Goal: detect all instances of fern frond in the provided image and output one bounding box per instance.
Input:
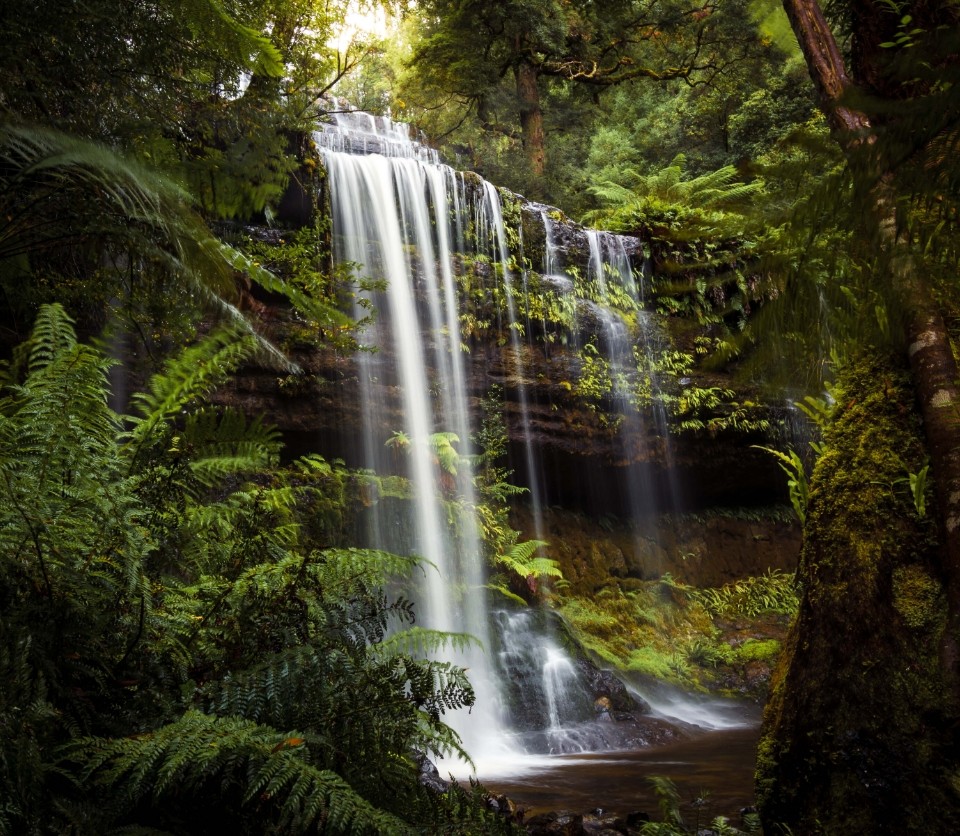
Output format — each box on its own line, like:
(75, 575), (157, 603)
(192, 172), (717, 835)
(485, 583), (529, 606)
(373, 627), (482, 658)
(182, 0), (284, 77)
(214, 239), (353, 329)
(23, 303), (78, 374)
(495, 539), (563, 580)
(316, 547), (433, 585)
(127, 328), (258, 447)
(70, 711), (411, 834)
(182, 408), (281, 486)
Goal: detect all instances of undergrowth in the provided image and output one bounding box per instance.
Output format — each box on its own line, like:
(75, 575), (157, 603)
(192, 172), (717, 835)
(558, 569), (797, 695)
(693, 569), (799, 618)
(640, 776), (762, 835)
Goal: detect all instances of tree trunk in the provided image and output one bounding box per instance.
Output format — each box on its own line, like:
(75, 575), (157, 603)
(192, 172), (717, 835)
(755, 2), (960, 830)
(781, 0), (960, 675)
(515, 60), (545, 177)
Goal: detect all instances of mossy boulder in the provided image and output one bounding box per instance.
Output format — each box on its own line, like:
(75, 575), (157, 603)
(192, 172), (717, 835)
(756, 353), (960, 834)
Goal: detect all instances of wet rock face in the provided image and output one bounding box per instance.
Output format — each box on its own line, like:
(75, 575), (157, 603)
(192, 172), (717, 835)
(217, 211), (788, 517)
(216, 326), (787, 516)
(575, 662), (648, 715)
(512, 506), (799, 594)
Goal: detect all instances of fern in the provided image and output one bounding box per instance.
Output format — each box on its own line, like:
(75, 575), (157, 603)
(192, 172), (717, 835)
(70, 711), (412, 834)
(495, 539), (563, 580)
(216, 239), (354, 330)
(374, 627), (482, 658)
(127, 328), (258, 441)
(0, 124), (298, 370)
(752, 445), (809, 524)
(585, 154), (765, 227)
(0, 307), (506, 833)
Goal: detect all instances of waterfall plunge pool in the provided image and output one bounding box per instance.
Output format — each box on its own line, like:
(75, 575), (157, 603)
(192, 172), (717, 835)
(478, 724), (760, 824)
(446, 688), (762, 824)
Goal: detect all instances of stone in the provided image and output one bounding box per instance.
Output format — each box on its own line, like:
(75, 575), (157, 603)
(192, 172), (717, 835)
(525, 810), (585, 836)
(415, 754), (449, 794)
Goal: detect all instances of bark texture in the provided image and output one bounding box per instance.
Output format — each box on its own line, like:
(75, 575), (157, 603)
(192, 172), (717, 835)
(756, 358), (959, 834)
(515, 60), (545, 176)
(757, 2), (960, 831)
(781, 0), (960, 675)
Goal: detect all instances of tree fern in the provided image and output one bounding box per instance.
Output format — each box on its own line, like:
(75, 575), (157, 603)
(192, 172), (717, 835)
(585, 154), (765, 226)
(70, 711), (412, 834)
(0, 124), (301, 368)
(0, 308), (506, 833)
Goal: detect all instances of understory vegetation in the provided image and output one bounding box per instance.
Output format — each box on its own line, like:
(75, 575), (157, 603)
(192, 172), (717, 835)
(558, 569), (797, 698)
(0, 305), (520, 834)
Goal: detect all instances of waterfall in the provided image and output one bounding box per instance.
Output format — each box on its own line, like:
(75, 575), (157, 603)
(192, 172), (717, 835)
(318, 113), (508, 759)
(475, 181), (548, 541)
(585, 229), (664, 522)
(315, 107), (680, 764)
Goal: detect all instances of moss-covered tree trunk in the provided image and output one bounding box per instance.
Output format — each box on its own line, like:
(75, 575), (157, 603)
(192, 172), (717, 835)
(758, 2), (960, 830)
(778, 0), (960, 663)
(757, 356), (960, 833)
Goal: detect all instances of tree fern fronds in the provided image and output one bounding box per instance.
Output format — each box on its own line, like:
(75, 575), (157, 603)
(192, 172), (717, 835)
(70, 711), (412, 834)
(0, 124), (301, 368)
(214, 238), (354, 331)
(200, 646), (329, 723)
(587, 179), (638, 207)
(585, 154), (765, 231)
(22, 303), (78, 374)
(373, 627), (482, 659)
(213, 296), (300, 372)
(175, 0), (284, 78)
(500, 538), (549, 565)
(485, 583), (529, 606)
(429, 432), (462, 476)
(126, 327), (258, 448)
(0, 124), (199, 262)
(396, 658), (475, 727)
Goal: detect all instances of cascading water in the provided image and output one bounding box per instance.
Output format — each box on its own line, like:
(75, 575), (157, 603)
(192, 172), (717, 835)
(474, 182), (549, 543)
(536, 215), (681, 521)
(317, 112), (509, 759)
(584, 229), (678, 522)
(315, 106), (714, 770)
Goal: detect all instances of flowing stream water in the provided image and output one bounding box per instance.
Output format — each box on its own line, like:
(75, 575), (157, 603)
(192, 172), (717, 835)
(315, 108), (758, 797)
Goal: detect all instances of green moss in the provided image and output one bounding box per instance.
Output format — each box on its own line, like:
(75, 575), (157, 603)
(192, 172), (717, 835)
(558, 582), (712, 688)
(756, 353), (959, 834)
(626, 646), (688, 680)
(892, 564), (946, 630)
(556, 573), (789, 697)
(734, 638), (780, 663)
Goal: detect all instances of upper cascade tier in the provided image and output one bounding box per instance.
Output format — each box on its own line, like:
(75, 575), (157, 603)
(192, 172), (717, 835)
(316, 104), (441, 163)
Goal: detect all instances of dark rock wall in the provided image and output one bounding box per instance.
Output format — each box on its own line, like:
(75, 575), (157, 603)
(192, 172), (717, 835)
(512, 506), (800, 594)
